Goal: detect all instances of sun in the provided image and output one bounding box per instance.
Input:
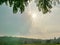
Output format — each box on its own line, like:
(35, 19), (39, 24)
(27, 11), (38, 20)
(31, 13), (37, 19)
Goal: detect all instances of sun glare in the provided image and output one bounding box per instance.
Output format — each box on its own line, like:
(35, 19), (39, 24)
(27, 11), (38, 20)
(32, 13), (36, 18)
(31, 13), (38, 19)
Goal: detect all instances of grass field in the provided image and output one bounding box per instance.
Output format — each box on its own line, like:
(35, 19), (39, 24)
(23, 44), (60, 45)
(0, 37), (60, 45)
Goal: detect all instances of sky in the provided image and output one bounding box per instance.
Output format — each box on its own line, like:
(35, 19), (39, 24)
(0, 0), (60, 39)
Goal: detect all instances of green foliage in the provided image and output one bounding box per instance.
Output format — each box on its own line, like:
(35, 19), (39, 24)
(0, 0), (60, 14)
(0, 0), (28, 13)
(37, 0), (52, 14)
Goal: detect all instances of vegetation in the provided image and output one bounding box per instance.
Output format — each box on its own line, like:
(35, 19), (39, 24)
(0, 36), (60, 45)
(24, 44), (60, 45)
(0, 0), (60, 14)
(0, 0), (29, 13)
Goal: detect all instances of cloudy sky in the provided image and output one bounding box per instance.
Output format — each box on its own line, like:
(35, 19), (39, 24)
(0, 0), (60, 39)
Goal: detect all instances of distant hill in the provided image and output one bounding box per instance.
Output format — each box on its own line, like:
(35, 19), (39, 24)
(0, 36), (60, 45)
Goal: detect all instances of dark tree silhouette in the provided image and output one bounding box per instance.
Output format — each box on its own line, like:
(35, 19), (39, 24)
(46, 40), (51, 43)
(0, 0), (60, 14)
(0, 0), (29, 13)
(37, 0), (52, 14)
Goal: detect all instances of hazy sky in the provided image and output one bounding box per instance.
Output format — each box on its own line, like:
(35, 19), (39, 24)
(0, 0), (60, 39)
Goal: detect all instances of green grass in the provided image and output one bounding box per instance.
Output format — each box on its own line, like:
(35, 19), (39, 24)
(22, 44), (60, 45)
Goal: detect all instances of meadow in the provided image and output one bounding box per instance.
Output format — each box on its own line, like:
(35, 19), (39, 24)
(23, 44), (60, 45)
(0, 36), (60, 45)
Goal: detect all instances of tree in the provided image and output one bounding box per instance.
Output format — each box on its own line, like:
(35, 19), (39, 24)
(37, 0), (52, 14)
(0, 0), (29, 13)
(46, 40), (51, 43)
(0, 0), (60, 14)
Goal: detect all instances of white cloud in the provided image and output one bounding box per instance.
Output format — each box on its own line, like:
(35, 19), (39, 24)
(23, 1), (60, 39)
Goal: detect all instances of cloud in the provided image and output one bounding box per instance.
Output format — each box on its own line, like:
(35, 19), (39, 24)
(23, 2), (60, 39)
(0, 0), (60, 39)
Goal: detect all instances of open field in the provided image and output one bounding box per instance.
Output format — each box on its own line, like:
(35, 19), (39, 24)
(0, 36), (60, 45)
(23, 44), (60, 45)
(0, 43), (60, 45)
